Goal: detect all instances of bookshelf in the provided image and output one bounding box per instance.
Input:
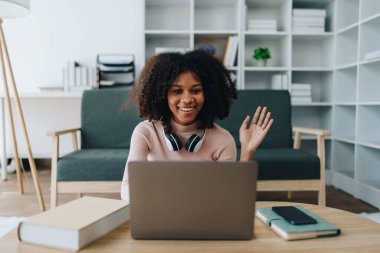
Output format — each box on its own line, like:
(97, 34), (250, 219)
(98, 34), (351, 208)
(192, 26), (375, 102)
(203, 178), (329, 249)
(331, 0), (380, 209)
(144, 0), (380, 208)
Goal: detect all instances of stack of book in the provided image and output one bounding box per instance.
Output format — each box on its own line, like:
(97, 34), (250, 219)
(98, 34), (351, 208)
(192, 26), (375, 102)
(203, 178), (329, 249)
(247, 19), (277, 33)
(291, 83), (312, 103)
(271, 74), (288, 90)
(364, 49), (380, 62)
(64, 61), (96, 92)
(292, 9), (326, 33)
(223, 35), (239, 67)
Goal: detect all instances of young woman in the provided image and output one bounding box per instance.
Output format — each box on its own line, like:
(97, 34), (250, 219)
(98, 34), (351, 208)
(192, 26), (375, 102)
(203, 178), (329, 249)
(121, 50), (273, 201)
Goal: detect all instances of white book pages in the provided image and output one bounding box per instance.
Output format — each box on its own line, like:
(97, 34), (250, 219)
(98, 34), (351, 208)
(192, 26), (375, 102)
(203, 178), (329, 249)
(223, 36), (233, 65)
(75, 67), (81, 87)
(293, 9), (327, 17)
(229, 36), (239, 66)
(271, 74), (282, 90)
(293, 16), (325, 23)
(281, 75), (288, 90)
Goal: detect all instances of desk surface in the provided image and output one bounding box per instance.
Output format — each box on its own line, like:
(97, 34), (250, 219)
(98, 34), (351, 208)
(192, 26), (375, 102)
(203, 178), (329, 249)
(2, 201), (380, 252)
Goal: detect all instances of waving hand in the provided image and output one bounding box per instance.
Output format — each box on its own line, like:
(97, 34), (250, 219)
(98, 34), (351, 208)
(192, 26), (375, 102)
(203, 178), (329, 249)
(239, 106), (273, 161)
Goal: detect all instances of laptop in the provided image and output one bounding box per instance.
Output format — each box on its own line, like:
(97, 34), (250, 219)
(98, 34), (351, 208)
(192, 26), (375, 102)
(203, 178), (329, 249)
(128, 161), (258, 240)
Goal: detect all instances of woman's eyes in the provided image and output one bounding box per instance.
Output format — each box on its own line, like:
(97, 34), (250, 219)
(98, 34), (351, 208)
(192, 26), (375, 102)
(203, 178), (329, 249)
(192, 89), (203, 94)
(171, 89), (182, 94)
(170, 88), (203, 94)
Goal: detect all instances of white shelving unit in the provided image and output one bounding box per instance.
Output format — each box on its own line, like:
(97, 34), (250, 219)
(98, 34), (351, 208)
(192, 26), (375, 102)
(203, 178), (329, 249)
(144, 0), (380, 208)
(331, 0), (380, 209)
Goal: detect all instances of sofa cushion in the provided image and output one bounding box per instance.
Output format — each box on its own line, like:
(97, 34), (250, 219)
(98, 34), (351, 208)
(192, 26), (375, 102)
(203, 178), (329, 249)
(81, 89), (141, 149)
(252, 148), (320, 180)
(218, 90), (293, 148)
(57, 149), (128, 181)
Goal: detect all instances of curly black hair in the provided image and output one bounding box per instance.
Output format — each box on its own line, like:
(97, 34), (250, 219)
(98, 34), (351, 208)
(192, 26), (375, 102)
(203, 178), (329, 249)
(134, 49), (237, 132)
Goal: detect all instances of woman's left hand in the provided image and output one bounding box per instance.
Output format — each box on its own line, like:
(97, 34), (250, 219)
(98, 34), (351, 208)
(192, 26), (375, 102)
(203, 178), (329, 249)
(239, 106), (273, 161)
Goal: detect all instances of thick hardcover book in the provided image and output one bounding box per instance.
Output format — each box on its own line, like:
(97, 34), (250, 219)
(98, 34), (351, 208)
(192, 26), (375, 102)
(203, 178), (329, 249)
(256, 205), (340, 240)
(18, 197), (130, 251)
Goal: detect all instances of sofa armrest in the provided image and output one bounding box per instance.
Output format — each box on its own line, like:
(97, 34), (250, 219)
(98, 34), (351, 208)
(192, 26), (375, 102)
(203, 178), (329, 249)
(47, 127), (80, 137)
(47, 127), (80, 153)
(292, 126), (330, 206)
(292, 126), (330, 137)
(48, 127), (80, 208)
(293, 126), (330, 150)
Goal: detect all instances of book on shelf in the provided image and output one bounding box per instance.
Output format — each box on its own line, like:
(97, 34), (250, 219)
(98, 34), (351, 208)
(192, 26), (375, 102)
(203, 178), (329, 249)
(271, 74), (288, 90)
(64, 61), (96, 91)
(292, 9), (327, 17)
(291, 83), (312, 90)
(291, 90), (311, 96)
(291, 83), (312, 103)
(293, 21), (325, 27)
(364, 49), (380, 61)
(223, 36), (238, 67)
(292, 8), (325, 33)
(293, 16), (325, 24)
(247, 28), (277, 33)
(247, 19), (277, 32)
(256, 205), (341, 240)
(66, 60), (80, 88)
(18, 197), (130, 251)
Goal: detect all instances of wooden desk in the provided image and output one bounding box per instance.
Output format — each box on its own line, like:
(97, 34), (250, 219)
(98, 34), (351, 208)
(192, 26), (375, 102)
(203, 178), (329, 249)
(2, 202), (380, 252)
(0, 93), (81, 180)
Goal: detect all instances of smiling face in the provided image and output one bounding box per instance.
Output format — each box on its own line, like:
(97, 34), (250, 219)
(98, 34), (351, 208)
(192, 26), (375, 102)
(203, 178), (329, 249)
(167, 71), (205, 126)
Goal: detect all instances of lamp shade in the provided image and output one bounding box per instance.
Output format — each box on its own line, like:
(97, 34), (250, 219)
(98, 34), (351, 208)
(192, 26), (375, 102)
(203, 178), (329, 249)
(0, 0), (29, 18)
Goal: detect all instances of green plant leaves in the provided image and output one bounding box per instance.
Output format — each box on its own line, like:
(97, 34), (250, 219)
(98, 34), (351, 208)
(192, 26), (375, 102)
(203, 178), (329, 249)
(253, 47), (271, 60)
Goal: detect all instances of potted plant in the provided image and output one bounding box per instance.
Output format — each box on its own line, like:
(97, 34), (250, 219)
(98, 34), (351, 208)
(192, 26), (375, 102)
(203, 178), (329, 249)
(253, 47), (271, 67)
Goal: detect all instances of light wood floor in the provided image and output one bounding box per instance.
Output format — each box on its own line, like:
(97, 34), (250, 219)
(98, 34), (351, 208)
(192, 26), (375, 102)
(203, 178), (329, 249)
(0, 163), (378, 216)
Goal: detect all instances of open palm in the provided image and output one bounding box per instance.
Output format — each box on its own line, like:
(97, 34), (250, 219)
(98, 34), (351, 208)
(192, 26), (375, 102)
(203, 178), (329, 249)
(239, 106), (273, 156)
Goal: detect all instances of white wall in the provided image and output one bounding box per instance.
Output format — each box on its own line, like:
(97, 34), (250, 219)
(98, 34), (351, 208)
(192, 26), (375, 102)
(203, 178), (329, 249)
(3, 0), (144, 92)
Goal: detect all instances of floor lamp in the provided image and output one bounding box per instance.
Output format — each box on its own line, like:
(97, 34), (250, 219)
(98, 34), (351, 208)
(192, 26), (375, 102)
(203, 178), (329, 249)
(0, 0), (45, 211)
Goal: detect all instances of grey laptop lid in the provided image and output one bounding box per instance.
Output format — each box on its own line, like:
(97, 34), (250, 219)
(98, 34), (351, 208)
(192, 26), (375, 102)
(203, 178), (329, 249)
(128, 161), (258, 240)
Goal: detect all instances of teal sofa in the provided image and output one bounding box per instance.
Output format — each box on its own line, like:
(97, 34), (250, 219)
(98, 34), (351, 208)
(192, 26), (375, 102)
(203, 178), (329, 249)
(49, 89), (329, 208)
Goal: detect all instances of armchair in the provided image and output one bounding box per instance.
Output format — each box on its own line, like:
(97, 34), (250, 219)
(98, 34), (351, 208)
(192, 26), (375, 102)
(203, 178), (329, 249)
(218, 90), (330, 206)
(48, 89), (140, 208)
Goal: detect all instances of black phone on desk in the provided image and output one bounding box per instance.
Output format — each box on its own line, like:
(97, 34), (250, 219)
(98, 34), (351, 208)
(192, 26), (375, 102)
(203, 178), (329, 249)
(272, 206), (317, 225)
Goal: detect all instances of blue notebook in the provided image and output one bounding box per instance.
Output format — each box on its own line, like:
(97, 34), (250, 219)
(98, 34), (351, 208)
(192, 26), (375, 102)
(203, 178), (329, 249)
(256, 205), (341, 240)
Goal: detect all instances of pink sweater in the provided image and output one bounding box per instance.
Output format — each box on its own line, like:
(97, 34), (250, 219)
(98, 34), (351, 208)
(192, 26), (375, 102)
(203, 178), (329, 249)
(120, 120), (237, 201)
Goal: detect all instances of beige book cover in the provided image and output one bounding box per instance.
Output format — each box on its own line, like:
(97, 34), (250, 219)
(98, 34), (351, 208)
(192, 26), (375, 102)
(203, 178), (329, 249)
(18, 196), (129, 251)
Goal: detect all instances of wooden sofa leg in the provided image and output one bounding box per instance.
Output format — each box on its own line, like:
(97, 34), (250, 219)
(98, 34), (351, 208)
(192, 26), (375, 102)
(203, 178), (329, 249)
(50, 171), (57, 208)
(317, 135), (326, 206)
(287, 191), (293, 199)
(50, 136), (59, 209)
(318, 184), (326, 206)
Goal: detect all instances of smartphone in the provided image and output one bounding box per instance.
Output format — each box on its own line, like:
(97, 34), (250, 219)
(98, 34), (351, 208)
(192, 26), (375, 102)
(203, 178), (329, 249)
(272, 206), (317, 225)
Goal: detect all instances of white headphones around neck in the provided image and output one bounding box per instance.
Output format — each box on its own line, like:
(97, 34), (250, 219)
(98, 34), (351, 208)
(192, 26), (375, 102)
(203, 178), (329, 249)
(163, 128), (206, 152)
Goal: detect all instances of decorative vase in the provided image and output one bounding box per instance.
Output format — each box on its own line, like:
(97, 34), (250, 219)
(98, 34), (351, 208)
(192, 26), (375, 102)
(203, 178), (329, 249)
(261, 59), (268, 67)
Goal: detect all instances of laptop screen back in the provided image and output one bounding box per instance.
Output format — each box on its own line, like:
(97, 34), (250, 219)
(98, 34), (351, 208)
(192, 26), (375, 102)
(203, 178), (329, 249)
(128, 161), (258, 240)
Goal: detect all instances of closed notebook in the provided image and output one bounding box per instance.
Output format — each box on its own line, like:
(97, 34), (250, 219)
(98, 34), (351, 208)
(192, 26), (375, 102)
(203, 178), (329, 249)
(18, 196), (129, 251)
(256, 205), (340, 240)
